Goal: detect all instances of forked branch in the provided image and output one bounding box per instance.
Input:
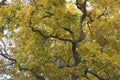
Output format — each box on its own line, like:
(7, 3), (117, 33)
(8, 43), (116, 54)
(29, 11), (72, 42)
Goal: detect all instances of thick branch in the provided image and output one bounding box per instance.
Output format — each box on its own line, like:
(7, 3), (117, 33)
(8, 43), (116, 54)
(72, 42), (81, 66)
(76, 14), (86, 42)
(76, 0), (87, 13)
(75, 0), (87, 43)
(66, 0), (88, 67)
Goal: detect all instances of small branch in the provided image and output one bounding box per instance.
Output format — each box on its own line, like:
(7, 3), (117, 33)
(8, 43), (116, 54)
(29, 11), (35, 28)
(0, 0), (6, 6)
(48, 35), (72, 42)
(104, 71), (110, 80)
(31, 27), (72, 42)
(99, 35), (107, 46)
(71, 73), (79, 80)
(56, 59), (74, 68)
(42, 12), (54, 18)
(0, 42), (16, 66)
(32, 71), (46, 80)
(18, 64), (28, 71)
(86, 8), (111, 35)
(57, 63), (74, 68)
(87, 13), (94, 23)
(0, 50), (16, 65)
(63, 27), (75, 41)
(97, 7), (109, 19)
(87, 70), (103, 80)
(84, 68), (108, 80)
(87, 7), (111, 25)
(18, 64), (46, 80)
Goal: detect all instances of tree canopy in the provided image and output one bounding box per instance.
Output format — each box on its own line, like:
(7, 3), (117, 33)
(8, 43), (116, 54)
(0, 0), (120, 80)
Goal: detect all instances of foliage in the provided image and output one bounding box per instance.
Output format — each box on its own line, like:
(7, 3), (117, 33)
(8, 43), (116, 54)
(0, 0), (120, 80)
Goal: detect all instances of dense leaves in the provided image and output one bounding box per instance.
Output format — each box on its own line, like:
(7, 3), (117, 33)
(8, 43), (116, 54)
(0, 0), (120, 80)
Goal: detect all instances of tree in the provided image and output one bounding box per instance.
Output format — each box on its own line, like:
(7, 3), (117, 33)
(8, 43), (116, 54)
(0, 0), (120, 80)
